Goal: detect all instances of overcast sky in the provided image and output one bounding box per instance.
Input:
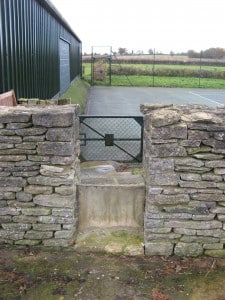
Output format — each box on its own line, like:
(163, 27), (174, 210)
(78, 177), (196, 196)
(51, 0), (225, 54)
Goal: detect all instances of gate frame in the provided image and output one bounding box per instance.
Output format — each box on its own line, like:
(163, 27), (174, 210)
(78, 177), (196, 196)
(79, 115), (144, 162)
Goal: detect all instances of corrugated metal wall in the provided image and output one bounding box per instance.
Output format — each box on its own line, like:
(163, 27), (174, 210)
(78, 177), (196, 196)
(0, 0), (81, 99)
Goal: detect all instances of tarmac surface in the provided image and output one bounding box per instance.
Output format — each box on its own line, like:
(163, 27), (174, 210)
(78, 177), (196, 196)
(85, 86), (225, 115)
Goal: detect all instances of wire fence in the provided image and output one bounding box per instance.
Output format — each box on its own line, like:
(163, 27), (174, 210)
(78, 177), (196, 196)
(82, 50), (225, 89)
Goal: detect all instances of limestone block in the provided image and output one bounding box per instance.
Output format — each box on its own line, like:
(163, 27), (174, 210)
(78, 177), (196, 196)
(0, 208), (20, 216)
(152, 194), (190, 205)
(0, 192), (15, 200)
(0, 230), (24, 240)
(151, 144), (186, 157)
(191, 193), (225, 202)
(32, 108), (75, 127)
(149, 172), (180, 186)
(149, 158), (174, 174)
(0, 177), (26, 188)
(52, 208), (74, 217)
(174, 242), (203, 257)
(164, 220), (222, 230)
(15, 127), (47, 136)
(0, 111), (31, 123)
(32, 224), (61, 231)
(16, 192), (33, 202)
(38, 215), (75, 224)
(15, 240), (41, 246)
(21, 208), (51, 216)
(46, 127), (74, 142)
(145, 242), (174, 256)
(24, 230), (53, 239)
(13, 215), (38, 223)
(0, 155), (26, 162)
(28, 175), (74, 186)
(33, 194), (75, 208)
(37, 141), (74, 156)
(2, 223), (31, 231)
(54, 230), (74, 239)
(179, 181), (217, 189)
(151, 110), (181, 127)
(43, 238), (74, 247)
(203, 243), (224, 250)
(24, 185), (53, 195)
(151, 124), (187, 139)
(181, 235), (219, 244)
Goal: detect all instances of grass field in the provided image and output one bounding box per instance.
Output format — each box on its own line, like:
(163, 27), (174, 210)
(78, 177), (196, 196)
(82, 62), (225, 88)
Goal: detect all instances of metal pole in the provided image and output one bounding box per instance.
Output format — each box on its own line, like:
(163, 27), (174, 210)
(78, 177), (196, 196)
(199, 50), (202, 87)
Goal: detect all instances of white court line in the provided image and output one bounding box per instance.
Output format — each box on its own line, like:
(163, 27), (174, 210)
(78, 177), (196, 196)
(189, 91), (224, 106)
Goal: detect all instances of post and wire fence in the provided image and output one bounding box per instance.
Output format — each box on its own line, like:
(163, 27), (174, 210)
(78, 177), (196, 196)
(82, 48), (225, 89)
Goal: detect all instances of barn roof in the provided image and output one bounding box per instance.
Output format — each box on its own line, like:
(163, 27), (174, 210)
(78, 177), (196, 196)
(38, 0), (82, 43)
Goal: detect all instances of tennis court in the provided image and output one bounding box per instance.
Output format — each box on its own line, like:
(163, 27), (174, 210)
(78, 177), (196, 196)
(85, 86), (225, 115)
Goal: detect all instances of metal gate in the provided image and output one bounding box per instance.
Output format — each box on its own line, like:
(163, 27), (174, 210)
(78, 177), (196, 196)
(79, 116), (143, 162)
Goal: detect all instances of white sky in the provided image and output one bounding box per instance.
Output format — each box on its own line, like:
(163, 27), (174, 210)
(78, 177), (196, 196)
(51, 0), (225, 54)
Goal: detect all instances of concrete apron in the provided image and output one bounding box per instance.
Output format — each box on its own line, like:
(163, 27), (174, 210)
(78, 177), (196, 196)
(75, 161), (145, 255)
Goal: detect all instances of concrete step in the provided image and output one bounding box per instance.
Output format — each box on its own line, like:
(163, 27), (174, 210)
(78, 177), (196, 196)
(75, 161), (145, 254)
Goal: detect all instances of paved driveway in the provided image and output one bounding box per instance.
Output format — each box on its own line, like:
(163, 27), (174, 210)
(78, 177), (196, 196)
(85, 86), (225, 115)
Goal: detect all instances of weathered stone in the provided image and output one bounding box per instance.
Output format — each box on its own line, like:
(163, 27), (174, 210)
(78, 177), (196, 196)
(151, 110), (181, 127)
(23, 136), (45, 142)
(0, 192), (15, 200)
(40, 165), (72, 178)
(0, 155), (26, 162)
(151, 124), (187, 139)
(24, 230), (53, 239)
(214, 168), (225, 175)
(15, 142), (37, 149)
(6, 122), (32, 129)
(193, 153), (224, 160)
(151, 144), (186, 157)
(32, 108), (75, 127)
(152, 194), (190, 205)
(32, 224), (61, 231)
(201, 173), (222, 182)
(43, 238), (74, 247)
(187, 146), (212, 154)
(33, 194), (74, 208)
(2, 223), (31, 231)
(146, 228), (172, 234)
(38, 216), (74, 224)
(179, 181), (217, 189)
(180, 173), (201, 181)
(0, 208), (20, 216)
(15, 240), (41, 246)
(27, 155), (50, 162)
(174, 228), (196, 235)
(46, 127), (73, 141)
(149, 173), (179, 186)
(196, 229), (222, 238)
(174, 242), (203, 257)
(0, 143), (14, 150)
(0, 177), (26, 188)
(52, 208), (74, 217)
(0, 230), (24, 240)
(188, 130), (210, 140)
(205, 249), (225, 257)
(50, 155), (76, 165)
(149, 158), (174, 174)
(54, 230), (74, 239)
(192, 214), (216, 221)
(13, 215), (38, 223)
(0, 109), (32, 122)
(145, 242), (174, 256)
(24, 185), (53, 195)
(21, 208), (51, 216)
(55, 185), (75, 195)
(182, 112), (219, 124)
(16, 192), (32, 202)
(181, 236), (219, 243)
(28, 175), (73, 186)
(203, 243), (224, 250)
(191, 193), (225, 202)
(164, 220), (222, 229)
(205, 160), (225, 168)
(37, 141), (74, 156)
(175, 157), (204, 167)
(148, 212), (192, 219)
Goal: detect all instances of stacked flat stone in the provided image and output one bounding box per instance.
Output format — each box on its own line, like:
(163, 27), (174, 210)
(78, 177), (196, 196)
(142, 104), (225, 257)
(0, 105), (80, 247)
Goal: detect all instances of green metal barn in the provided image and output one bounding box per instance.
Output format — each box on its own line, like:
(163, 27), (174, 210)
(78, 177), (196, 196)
(0, 0), (82, 99)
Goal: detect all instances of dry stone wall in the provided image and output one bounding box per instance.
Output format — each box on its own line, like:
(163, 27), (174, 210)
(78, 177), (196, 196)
(0, 104), (80, 247)
(142, 104), (225, 257)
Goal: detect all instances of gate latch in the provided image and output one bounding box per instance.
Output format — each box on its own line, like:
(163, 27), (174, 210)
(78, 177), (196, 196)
(105, 134), (114, 146)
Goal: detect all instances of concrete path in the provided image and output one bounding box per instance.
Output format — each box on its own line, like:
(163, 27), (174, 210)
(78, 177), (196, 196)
(85, 86), (225, 115)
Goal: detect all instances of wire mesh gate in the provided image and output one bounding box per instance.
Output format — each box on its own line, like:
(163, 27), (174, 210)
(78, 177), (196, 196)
(79, 116), (143, 162)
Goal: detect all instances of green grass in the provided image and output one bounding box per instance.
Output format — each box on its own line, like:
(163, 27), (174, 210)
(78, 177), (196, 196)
(60, 79), (90, 113)
(82, 62), (225, 88)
